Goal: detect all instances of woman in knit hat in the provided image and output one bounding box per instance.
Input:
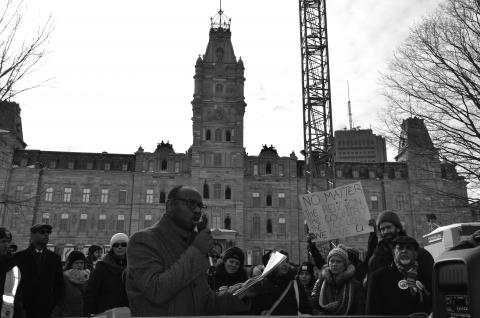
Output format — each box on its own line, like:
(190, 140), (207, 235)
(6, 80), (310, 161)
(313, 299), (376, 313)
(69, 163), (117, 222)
(53, 250), (90, 317)
(84, 233), (130, 316)
(311, 247), (365, 315)
(209, 246), (248, 291)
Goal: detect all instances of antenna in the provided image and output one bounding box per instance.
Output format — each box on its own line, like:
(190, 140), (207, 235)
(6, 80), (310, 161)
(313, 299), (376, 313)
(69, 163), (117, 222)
(219, 0), (222, 27)
(347, 81), (353, 130)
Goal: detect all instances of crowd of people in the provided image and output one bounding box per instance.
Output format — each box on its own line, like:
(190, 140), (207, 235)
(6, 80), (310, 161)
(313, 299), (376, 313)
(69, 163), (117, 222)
(2, 184), (477, 317)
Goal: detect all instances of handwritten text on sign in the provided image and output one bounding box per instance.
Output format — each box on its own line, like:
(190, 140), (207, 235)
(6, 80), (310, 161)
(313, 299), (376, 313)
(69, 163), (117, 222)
(299, 182), (372, 241)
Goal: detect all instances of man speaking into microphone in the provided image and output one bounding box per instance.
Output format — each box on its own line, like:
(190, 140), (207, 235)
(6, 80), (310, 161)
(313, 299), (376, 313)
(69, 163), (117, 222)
(126, 185), (250, 316)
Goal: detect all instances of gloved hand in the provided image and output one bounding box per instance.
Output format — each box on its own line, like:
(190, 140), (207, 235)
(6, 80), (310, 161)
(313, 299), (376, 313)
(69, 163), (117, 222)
(192, 229), (213, 254)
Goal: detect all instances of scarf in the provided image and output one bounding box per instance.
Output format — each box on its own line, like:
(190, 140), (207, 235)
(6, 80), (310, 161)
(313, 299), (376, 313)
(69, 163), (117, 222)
(64, 268), (90, 284)
(393, 259), (430, 302)
(317, 265), (355, 315)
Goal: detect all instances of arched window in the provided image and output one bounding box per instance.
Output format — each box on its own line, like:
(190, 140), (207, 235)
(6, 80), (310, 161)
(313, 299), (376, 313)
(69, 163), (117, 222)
(266, 194), (272, 206)
(225, 130), (231, 141)
(224, 215), (231, 230)
(215, 129), (222, 141)
(159, 191), (166, 203)
(215, 83), (223, 94)
(203, 182), (210, 199)
(266, 219), (273, 233)
(266, 162), (272, 175)
(206, 129), (211, 140)
(225, 186), (231, 200)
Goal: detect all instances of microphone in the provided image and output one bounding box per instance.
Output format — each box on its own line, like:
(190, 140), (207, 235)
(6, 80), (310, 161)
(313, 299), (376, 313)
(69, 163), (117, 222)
(193, 214), (214, 267)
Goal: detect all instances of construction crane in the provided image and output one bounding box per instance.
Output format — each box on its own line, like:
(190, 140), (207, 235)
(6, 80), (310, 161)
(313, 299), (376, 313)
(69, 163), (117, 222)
(299, 0), (335, 193)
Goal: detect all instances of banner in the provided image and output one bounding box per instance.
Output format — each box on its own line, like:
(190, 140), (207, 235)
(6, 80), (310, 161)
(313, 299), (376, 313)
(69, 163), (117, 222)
(299, 181), (372, 241)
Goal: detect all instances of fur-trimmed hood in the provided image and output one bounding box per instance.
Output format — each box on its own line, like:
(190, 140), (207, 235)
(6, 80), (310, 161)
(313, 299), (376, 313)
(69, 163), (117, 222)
(321, 264), (356, 286)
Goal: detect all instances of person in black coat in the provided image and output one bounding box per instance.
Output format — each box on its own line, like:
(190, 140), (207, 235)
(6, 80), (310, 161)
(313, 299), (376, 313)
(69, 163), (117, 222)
(249, 250), (312, 315)
(367, 211), (434, 278)
(208, 246), (248, 291)
(366, 236), (432, 316)
(84, 233), (129, 316)
(15, 224), (64, 318)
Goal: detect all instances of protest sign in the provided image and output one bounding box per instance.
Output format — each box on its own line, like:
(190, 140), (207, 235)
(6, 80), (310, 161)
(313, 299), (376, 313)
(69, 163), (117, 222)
(299, 181), (372, 241)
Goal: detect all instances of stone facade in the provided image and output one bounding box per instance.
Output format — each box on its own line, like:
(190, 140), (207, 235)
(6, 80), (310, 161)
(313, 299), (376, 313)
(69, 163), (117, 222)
(0, 18), (473, 264)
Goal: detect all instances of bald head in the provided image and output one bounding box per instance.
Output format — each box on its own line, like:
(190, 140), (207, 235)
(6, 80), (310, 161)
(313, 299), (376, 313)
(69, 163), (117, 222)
(166, 186), (204, 231)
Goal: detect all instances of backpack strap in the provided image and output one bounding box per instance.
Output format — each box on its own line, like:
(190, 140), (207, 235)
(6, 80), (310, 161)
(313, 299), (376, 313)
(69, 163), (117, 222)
(264, 280), (293, 316)
(293, 279), (300, 314)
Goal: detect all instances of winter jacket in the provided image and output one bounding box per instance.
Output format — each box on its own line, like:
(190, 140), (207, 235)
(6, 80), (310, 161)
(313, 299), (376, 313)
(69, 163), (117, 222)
(366, 263), (432, 315)
(250, 268), (312, 315)
(84, 252), (128, 316)
(53, 269), (90, 317)
(209, 262), (248, 291)
(14, 245), (64, 318)
(311, 265), (365, 315)
(368, 239), (434, 276)
(126, 215), (250, 316)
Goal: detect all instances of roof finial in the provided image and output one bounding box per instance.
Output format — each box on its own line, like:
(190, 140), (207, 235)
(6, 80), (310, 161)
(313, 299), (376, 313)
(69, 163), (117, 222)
(211, 1), (231, 30)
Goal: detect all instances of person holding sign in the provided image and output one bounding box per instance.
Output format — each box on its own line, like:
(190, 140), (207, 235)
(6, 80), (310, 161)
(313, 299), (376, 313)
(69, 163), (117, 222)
(311, 247), (365, 315)
(366, 236), (432, 316)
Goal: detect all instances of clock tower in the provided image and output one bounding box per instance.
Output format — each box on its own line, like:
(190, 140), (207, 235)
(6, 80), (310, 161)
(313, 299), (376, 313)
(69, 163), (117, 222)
(190, 8), (246, 239)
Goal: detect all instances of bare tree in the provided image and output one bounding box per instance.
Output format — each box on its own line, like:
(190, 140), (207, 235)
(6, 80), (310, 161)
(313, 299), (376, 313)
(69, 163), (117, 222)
(0, 0), (53, 101)
(380, 0), (480, 194)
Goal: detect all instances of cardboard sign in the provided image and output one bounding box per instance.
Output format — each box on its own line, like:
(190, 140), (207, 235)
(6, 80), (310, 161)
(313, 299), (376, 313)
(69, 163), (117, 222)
(299, 181), (372, 241)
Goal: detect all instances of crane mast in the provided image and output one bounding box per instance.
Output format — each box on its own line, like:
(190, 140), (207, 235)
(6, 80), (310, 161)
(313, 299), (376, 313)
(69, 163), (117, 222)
(299, 0), (335, 193)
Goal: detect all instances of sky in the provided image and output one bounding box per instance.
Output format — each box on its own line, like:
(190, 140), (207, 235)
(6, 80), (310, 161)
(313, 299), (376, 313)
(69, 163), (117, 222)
(15, 0), (445, 159)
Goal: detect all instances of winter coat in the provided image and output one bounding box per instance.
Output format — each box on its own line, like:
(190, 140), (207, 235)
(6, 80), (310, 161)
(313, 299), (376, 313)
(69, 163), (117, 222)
(249, 268), (312, 315)
(53, 269), (90, 317)
(125, 215), (250, 316)
(366, 263), (432, 315)
(14, 245), (64, 318)
(84, 252), (129, 316)
(209, 262), (248, 291)
(311, 265), (365, 315)
(368, 239), (434, 277)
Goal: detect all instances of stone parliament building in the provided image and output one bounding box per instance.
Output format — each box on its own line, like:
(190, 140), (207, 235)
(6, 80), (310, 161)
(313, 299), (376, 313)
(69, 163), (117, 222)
(0, 12), (474, 264)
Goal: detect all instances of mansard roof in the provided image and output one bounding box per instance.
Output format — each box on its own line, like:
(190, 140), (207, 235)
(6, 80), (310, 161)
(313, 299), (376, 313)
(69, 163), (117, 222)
(13, 149), (135, 171)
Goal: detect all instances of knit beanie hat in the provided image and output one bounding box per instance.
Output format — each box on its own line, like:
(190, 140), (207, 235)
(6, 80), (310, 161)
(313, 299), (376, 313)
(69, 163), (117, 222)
(110, 233), (129, 246)
(297, 261), (314, 277)
(339, 244), (360, 265)
(67, 250), (86, 264)
(222, 246), (245, 265)
(88, 245), (102, 256)
(327, 247), (349, 266)
(376, 210), (403, 230)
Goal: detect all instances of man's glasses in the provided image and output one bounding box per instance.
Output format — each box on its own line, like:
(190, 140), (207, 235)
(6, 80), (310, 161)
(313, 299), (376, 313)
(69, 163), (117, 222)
(169, 198), (207, 211)
(112, 242), (127, 248)
(38, 230), (51, 235)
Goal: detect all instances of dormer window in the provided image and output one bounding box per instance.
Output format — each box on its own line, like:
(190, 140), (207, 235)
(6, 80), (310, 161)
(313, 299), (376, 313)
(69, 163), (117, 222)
(266, 162), (272, 175)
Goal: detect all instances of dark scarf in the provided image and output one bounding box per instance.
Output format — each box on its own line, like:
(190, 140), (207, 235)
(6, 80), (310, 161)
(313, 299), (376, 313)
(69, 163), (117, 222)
(393, 260), (430, 302)
(317, 264), (355, 315)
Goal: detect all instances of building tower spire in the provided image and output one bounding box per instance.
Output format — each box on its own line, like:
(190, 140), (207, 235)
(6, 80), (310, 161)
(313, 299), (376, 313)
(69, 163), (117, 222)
(347, 81), (352, 130)
(210, 0), (231, 30)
